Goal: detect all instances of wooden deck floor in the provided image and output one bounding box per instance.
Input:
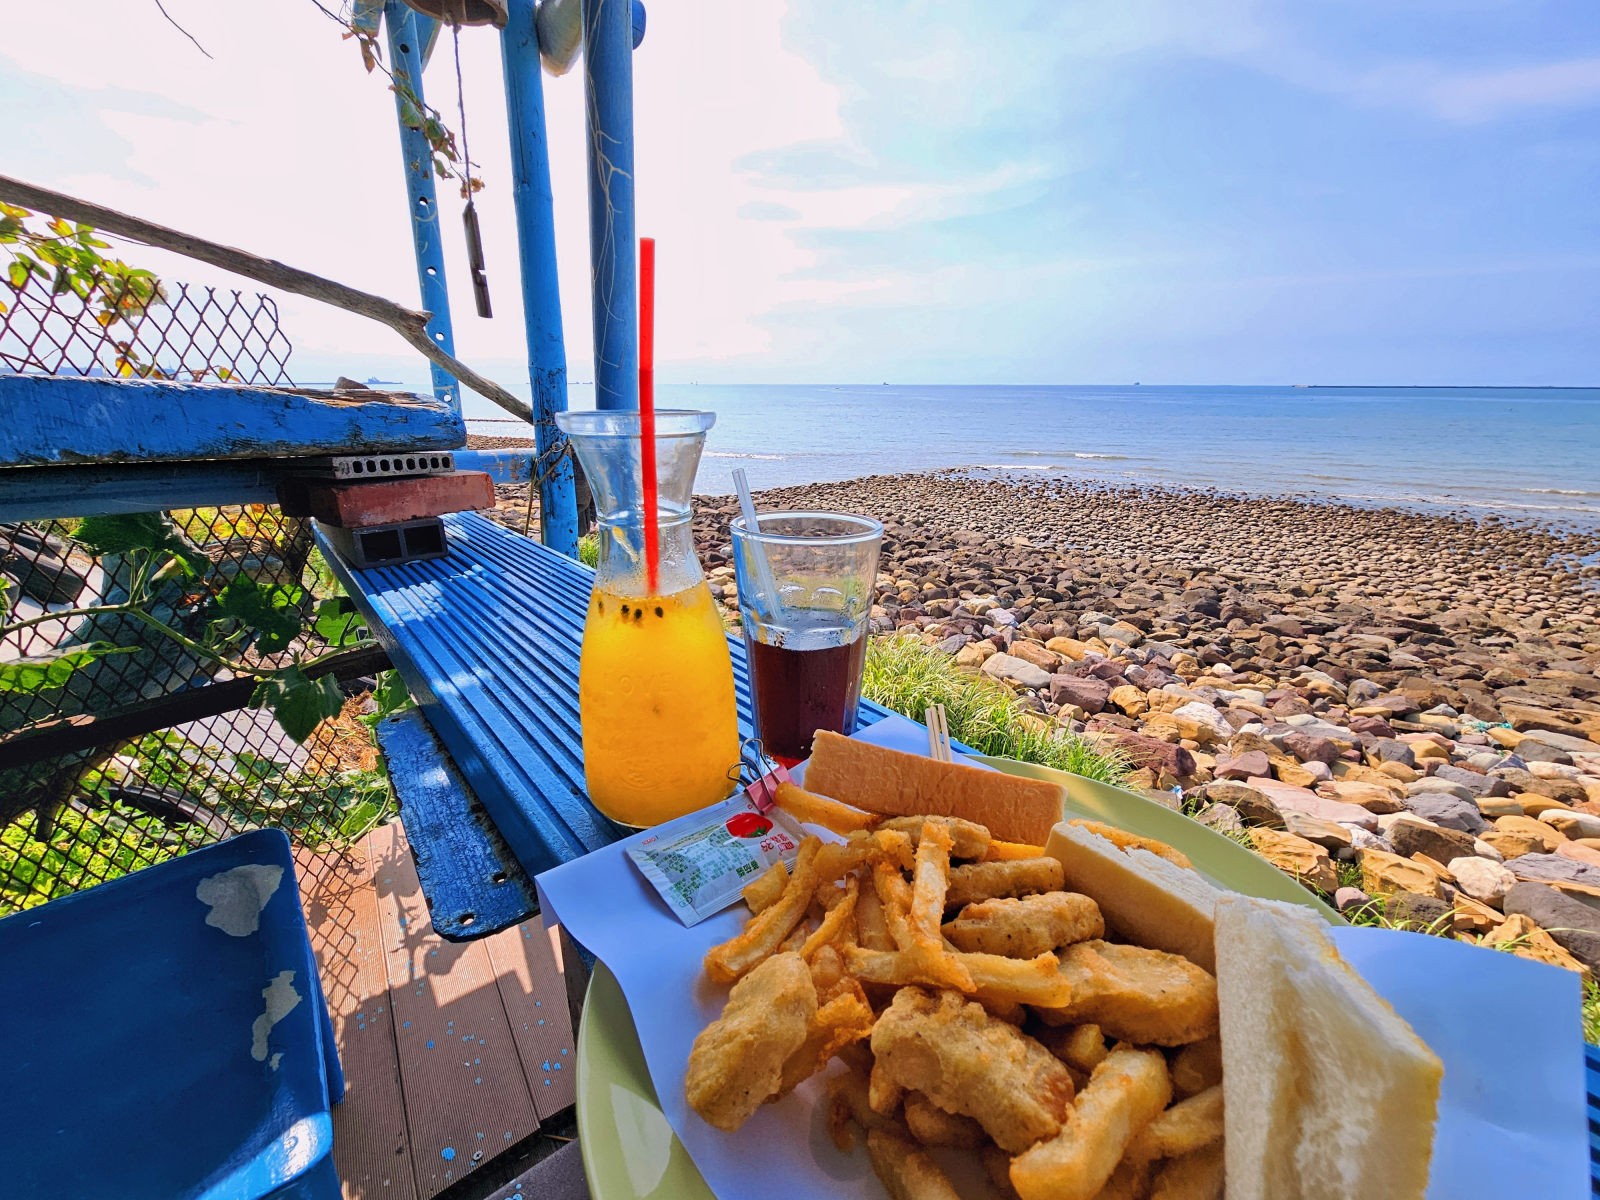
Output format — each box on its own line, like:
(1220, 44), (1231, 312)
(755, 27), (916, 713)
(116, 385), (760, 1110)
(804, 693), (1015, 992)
(295, 820), (576, 1200)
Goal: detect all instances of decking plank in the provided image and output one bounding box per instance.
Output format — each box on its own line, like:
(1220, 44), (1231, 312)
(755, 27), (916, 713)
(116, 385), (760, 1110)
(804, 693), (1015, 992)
(483, 917), (578, 1119)
(296, 835), (418, 1200)
(369, 821), (542, 1197)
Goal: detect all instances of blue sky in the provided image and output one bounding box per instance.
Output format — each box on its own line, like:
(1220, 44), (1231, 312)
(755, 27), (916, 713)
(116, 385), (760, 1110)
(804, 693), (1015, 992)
(4, 0), (1599, 385)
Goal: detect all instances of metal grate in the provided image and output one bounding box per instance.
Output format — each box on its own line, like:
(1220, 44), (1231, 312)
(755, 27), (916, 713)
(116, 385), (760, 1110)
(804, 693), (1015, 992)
(0, 273), (294, 386)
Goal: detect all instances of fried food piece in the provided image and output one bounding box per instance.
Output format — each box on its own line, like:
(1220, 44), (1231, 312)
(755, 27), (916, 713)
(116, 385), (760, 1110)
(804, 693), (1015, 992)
(1068, 818), (1192, 869)
(1149, 1140), (1224, 1200)
(1041, 941), (1219, 1047)
(827, 1067), (902, 1151)
(1127, 1085), (1224, 1162)
(873, 857), (973, 991)
(870, 987), (1076, 1154)
(777, 987), (876, 1095)
(945, 858), (1065, 909)
(984, 838), (1049, 862)
(944, 891), (1105, 957)
(843, 945), (1071, 1007)
(856, 881), (894, 951)
(1097, 1157), (1156, 1200)
(902, 1091), (986, 1149)
(705, 838), (822, 984)
(774, 780), (879, 835)
(743, 861), (789, 915)
(1169, 1036), (1223, 1099)
(801, 875), (859, 959)
(908, 821), (957, 951)
(879, 814), (992, 860)
(817, 828), (915, 882)
(1033, 1022), (1108, 1074)
(866, 1127), (963, 1200)
(870, 1057), (904, 1115)
(685, 952), (817, 1131)
(1009, 1046), (1172, 1200)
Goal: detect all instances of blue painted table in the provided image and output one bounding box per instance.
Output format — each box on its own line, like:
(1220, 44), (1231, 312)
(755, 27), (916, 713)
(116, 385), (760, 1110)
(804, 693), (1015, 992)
(321, 511), (1600, 1189)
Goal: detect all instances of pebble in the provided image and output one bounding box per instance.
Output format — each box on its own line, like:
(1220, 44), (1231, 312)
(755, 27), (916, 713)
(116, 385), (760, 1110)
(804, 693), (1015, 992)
(1446, 857), (1516, 906)
(980, 652), (1051, 690)
(1400, 792), (1489, 836)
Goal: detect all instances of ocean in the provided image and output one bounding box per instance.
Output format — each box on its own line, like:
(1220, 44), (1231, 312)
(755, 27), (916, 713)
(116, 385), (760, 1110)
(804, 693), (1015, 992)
(462, 383), (1600, 531)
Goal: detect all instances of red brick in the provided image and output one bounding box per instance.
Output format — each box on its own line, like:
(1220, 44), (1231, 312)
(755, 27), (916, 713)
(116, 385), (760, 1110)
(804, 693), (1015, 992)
(277, 471), (495, 528)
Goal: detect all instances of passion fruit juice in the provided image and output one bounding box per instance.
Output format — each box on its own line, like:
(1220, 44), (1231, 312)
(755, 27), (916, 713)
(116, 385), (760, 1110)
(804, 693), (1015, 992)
(578, 581), (740, 826)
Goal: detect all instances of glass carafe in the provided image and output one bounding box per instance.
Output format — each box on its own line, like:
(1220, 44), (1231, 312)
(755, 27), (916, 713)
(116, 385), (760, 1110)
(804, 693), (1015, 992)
(554, 408), (739, 826)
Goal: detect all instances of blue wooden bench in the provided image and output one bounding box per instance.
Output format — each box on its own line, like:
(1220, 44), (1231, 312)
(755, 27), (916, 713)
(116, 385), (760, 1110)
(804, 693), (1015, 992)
(319, 509), (1600, 1188)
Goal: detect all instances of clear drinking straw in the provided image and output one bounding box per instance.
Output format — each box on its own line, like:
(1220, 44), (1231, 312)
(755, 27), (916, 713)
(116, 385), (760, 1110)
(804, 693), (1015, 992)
(732, 467), (784, 623)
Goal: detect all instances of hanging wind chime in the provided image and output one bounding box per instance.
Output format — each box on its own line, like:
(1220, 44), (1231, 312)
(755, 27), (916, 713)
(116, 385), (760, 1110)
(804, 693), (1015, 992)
(449, 21), (493, 318)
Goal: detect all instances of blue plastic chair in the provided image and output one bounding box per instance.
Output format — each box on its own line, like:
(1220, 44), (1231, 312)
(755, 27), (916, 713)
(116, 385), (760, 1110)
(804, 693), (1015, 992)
(0, 828), (343, 1198)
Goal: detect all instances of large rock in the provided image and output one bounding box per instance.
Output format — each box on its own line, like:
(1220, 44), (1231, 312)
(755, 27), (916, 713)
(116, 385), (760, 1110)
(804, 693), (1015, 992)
(954, 640), (997, 669)
(1481, 914), (1591, 980)
(1493, 815), (1563, 854)
(1107, 684), (1148, 717)
(1360, 848), (1445, 899)
(1245, 778), (1378, 831)
(1543, 810), (1600, 840)
(1389, 819), (1477, 865)
(1407, 777), (1476, 803)
(1401, 792), (1488, 835)
(1044, 636), (1092, 661)
(1447, 857), (1515, 906)
(1214, 749), (1271, 781)
(1280, 730), (1341, 765)
(981, 652), (1052, 690)
(1504, 881), (1600, 935)
(1386, 891), (1452, 930)
(1049, 674), (1110, 713)
(1317, 780), (1405, 814)
(1106, 732), (1197, 779)
(1368, 738), (1417, 768)
(1249, 829), (1338, 893)
(1193, 781), (1284, 828)
(1505, 853), (1600, 893)
(1171, 701), (1233, 744)
(1281, 812), (1354, 850)
(1008, 640), (1063, 672)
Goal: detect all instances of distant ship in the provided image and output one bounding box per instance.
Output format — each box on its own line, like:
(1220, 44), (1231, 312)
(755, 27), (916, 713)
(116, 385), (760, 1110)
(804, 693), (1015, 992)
(366, 376), (401, 386)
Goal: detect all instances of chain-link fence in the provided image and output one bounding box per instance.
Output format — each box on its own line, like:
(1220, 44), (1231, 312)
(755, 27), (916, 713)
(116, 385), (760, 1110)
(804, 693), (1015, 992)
(1, 277), (397, 915)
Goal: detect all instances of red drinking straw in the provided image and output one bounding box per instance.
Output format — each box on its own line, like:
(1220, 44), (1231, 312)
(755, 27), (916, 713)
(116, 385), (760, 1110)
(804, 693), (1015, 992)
(639, 236), (659, 594)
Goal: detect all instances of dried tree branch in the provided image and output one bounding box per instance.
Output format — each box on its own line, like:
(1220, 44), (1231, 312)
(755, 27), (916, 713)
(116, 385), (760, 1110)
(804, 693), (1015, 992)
(0, 174), (533, 423)
(151, 0), (214, 59)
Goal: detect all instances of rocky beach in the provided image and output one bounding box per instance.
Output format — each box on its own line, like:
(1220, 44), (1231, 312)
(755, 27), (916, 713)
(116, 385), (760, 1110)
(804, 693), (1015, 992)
(491, 460), (1600, 978)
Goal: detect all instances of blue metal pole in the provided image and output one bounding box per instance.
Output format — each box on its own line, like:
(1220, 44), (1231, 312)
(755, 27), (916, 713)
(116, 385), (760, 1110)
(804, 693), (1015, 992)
(581, 0), (638, 411)
(383, 1), (461, 416)
(501, 0), (580, 556)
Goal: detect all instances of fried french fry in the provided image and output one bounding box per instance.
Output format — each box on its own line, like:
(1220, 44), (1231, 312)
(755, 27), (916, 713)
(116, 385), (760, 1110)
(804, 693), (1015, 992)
(704, 838), (822, 984)
(1169, 1036), (1223, 1099)
(809, 943), (845, 998)
(843, 945), (980, 995)
(774, 780), (880, 835)
(1039, 940), (1218, 1046)
(817, 828), (915, 882)
(983, 838), (1048, 862)
(743, 860), (789, 915)
(866, 1127), (963, 1200)
(878, 814), (992, 860)
(865, 854), (975, 991)
(777, 988), (876, 1095)
(1009, 1046), (1172, 1200)
(1127, 1085), (1224, 1163)
(1067, 818), (1193, 869)
(1149, 1140), (1225, 1200)
(826, 1067), (901, 1152)
(1033, 1022), (1108, 1074)
(957, 950), (1073, 1007)
(856, 881), (894, 951)
(908, 821), (956, 951)
(945, 857), (1065, 909)
(802, 876), (859, 960)
(944, 891), (1105, 957)
(902, 1091), (986, 1149)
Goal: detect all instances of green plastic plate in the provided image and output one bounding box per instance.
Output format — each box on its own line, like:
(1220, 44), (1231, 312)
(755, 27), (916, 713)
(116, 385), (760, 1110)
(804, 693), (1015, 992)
(575, 756), (1339, 1199)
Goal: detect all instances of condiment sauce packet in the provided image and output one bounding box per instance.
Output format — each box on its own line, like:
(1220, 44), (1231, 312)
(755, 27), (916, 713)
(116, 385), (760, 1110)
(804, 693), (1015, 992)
(626, 774), (804, 926)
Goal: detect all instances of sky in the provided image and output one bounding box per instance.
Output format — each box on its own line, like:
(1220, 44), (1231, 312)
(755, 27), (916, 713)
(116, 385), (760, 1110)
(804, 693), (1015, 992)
(3, 0), (1599, 388)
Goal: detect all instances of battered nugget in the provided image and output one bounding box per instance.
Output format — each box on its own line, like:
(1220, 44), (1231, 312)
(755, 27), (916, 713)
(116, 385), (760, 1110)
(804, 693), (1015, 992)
(943, 891), (1104, 957)
(945, 858), (1065, 910)
(1040, 940), (1218, 1046)
(685, 952), (816, 1131)
(870, 987), (1076, 1153)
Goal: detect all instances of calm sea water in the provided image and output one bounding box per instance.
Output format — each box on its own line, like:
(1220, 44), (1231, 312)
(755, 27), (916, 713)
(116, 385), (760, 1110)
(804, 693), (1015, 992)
(464, 384), (1600, 531)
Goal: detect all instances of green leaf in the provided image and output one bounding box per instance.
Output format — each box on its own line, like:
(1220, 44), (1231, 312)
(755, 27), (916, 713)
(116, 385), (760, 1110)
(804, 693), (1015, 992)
(371, 668), (413, 720)
(250, 667), (344, 744)
(218, 575), (306, 655)
(0, 642), (135, 693)
(6, 260), (26, 289)
(313, 596), (367, 647)
(74, 512), (168, 555)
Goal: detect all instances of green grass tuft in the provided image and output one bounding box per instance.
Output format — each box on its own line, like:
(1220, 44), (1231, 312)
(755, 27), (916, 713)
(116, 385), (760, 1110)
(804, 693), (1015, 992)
(577, 533), (600, 569)
(860, 636), (1131, 786)
(1585, 981), (1600, 1046)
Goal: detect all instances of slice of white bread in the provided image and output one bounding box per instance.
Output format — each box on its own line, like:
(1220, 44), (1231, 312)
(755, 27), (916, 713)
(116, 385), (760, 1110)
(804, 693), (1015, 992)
(1214, 895), (1443, 1200)
(804, 730), (1065, 845)
(1044, 821), (1222, 971)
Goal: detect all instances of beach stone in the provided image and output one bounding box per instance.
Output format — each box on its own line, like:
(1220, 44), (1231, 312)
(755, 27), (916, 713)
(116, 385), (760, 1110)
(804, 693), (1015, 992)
(1281, 812), (1354, 850)
(1543, 810), (1600, 840)
(1245, 778), (1378, 831)
(1556, 842), (1600, 870)
(954, 641), (997, 668)
(1107, 732), (1197, 779)
(1472, 837), (1505, 862)
(1194, 782), (1284, 828)
(1050, 674), (1110, 713)
(1107, 684), (1147, 717)
(1214, 749), (1271, 781)
(1450, 894), (1503, 935)
(1375, 760), (1421, 783)
(1401, 792), (1487, 835)
(1430, 763), (1512, 798)
(1368, 738), (1417, 767)
(1280, 730), (1341, 765)
(1385, 891), (1452, 931)
(1044, 637), (1091, 661)
(1249, 829), (1338, 893)
(1346, 827), (1396, 855)
(1476, 795), (1525, 819)
(1407, 777), (1476, 803)
(1195, 803), (1245, 834)
(1009, 640), (1062, 672)
(1317, 780), (1405, 814)
(1516, 795), (1573, 817)
(1389, 820), (1477, 865)
(1361, 849), (1445, 900)
(1480, 831), (1543, 861)
(1505, 853), (1600, 892)
(1334, 886), (1372, 914)
(1517, 737), (1577, 765)
(981, 653), (1051, 690)
(1481, 914), (1591, 980)
(1503, 884), (1600, 972)
(1519, 728), (1600, 756)
(1494, 815), (1563, 853)
(1098, 621), (1145, 646)
(1170, 701), (1232, 744)
(1447, 857), (1515, 906)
